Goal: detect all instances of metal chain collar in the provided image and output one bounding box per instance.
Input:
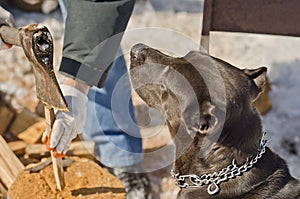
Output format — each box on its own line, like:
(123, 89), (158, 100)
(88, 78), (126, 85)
(170, 132), (268, 195)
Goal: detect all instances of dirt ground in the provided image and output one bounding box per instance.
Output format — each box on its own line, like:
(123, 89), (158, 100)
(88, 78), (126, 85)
(9, 157), (126, 199)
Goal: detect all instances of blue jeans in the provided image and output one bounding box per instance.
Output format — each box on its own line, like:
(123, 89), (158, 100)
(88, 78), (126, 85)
(59, 0), (142, 168)
(82, 50), (143, 168)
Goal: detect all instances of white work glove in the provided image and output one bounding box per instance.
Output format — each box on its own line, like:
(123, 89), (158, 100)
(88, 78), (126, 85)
(0, 6), (15, 50)
(42, 84), (88, 155)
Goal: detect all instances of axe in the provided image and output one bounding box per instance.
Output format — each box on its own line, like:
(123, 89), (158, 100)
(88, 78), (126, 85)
(0, 24), (69, 191)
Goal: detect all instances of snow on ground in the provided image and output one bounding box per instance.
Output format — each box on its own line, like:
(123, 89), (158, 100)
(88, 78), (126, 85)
(210, 33), (300, 178)
(263, 60), (300, 178)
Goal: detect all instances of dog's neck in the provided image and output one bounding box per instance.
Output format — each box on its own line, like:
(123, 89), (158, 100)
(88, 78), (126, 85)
(171, 132), (267, 194)
(169, 108), (268, 196)
(171, 109), (263, 173)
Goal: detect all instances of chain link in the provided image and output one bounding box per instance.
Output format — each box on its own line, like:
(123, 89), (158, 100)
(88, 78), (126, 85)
(171, 132), (268, 195)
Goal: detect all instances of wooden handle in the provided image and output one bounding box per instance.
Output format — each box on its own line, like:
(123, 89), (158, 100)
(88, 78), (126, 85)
(44, 107), (65, 191)
(0, 26), (21, 46)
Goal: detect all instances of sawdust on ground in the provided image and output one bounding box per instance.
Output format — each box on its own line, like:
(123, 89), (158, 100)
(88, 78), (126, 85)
(8, 157), (126, 199)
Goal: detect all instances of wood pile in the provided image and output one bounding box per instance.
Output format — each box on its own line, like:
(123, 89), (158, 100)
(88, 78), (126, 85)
(0, 92), (105, 198)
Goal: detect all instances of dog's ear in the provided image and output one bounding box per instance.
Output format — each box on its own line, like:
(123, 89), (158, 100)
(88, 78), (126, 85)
(198, 101), (218, 134)
(244, 67), (267, 100)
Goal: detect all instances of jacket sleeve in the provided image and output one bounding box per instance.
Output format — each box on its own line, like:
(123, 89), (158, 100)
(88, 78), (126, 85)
(59, 0), (135, 87)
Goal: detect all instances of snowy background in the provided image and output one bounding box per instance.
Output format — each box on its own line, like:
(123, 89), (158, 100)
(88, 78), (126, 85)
(210, 30), (300, 179)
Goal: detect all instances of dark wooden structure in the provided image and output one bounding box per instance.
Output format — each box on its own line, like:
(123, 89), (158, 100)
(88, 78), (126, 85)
(200, 0), (300, 114)
(201, 0), (300, 51)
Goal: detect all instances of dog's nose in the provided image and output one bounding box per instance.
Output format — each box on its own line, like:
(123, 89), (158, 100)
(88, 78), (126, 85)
(130, 43), (148, 63)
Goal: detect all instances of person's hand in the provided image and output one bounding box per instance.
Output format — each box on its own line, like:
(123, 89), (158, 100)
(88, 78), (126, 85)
(42, 84), (88, 155)
(0, 6), (15, 49)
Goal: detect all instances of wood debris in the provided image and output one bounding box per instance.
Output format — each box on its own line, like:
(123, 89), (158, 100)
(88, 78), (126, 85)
(0, 93), (96, 196)
(0, 136), (24, 189)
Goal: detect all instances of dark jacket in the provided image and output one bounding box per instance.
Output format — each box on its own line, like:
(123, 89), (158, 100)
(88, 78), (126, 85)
(59, 0), (135, 87)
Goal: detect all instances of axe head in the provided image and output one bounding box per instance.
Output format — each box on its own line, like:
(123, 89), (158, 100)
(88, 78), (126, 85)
(19, 24), (69, 111)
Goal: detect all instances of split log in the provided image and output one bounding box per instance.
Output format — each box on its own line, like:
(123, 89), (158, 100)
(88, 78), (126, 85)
(0, 92), (16, 135)
(0, 105), (15, 135)
(0, 179), (8, 199)
(9, 108), (44, 137)
(0, 136), (24, 189)
(0, 158), (15, 189)
(8, 140), (27, 156)
(7, 108), (45, 144)
(25, 158), (73, 173)
(25, 144), (50, 159)
(17, 121), (45, 144)
(25, 141), (95, 159)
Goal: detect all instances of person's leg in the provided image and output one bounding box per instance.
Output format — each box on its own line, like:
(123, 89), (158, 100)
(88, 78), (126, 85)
(83, 49), (150, 198)
(58, 2), (150, 197)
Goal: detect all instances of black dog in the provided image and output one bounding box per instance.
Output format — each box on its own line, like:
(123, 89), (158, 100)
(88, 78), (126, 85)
(129, 43), (300, 198)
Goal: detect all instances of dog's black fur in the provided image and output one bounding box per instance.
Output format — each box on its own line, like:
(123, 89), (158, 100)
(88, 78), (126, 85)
(129, 43), (300, 199)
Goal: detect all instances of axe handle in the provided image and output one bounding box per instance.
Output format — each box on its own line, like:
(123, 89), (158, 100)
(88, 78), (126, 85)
(0, 25), (21, 46)
(1, 24), (67, 190)
(44, 107), (65, 191)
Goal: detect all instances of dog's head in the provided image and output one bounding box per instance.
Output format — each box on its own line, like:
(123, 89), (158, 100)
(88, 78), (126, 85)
(130, 43), (266, 147)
